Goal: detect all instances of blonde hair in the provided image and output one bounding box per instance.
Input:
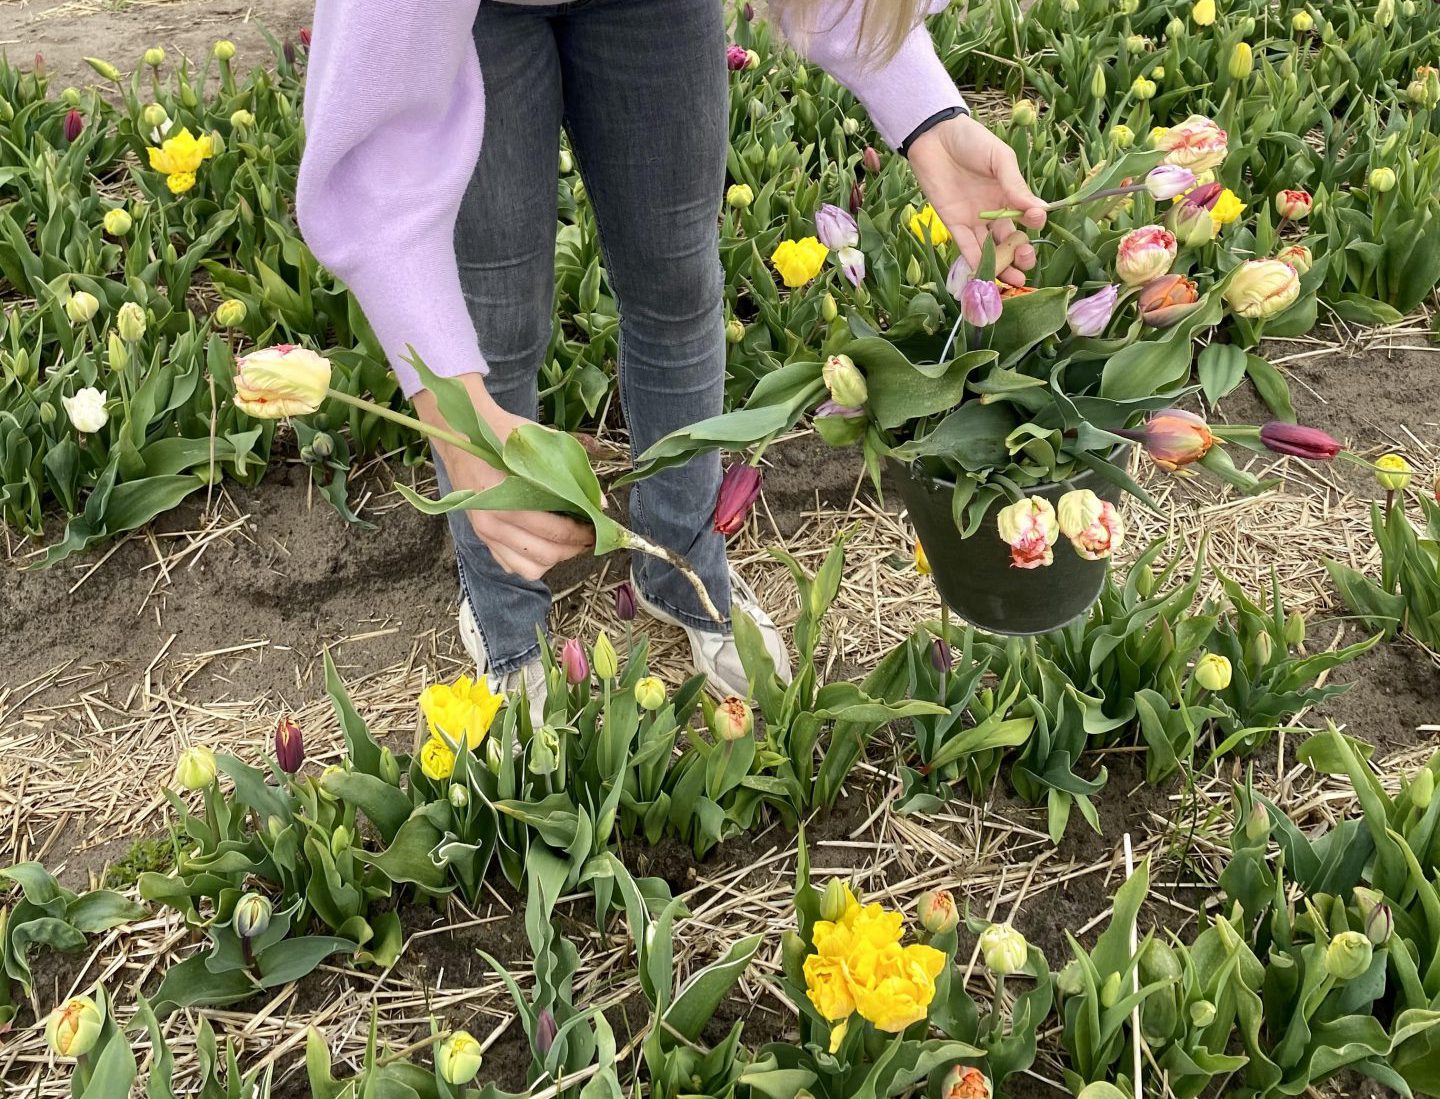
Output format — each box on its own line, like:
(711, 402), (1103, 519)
(769, 0), (930, 64)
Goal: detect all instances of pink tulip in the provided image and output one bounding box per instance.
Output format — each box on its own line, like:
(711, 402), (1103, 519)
(560, 639), (589, 685)
(1258, 422), (1340, 460)
(1144, 165), (1197, 200)
(714, 464), (763, 536)
(726, 45), (749, 71)
(1116, 226), (1177, 286)
(960, 279), (1002, 327)
(64, 109), (84, 143)
(1067, 284), (1118, 336)
(996, 497), (1058, 570)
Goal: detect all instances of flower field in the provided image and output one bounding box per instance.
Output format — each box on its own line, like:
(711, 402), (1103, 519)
(1, 0), (1440, 1097)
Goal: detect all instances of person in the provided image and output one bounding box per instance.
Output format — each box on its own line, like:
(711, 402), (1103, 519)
(296, 0), (1046, 708)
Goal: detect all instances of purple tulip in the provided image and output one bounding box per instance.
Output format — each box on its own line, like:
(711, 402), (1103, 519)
(283, 38), (296, 65)
(64, 109), (84, 143)
(1259, 421), (1341, 460)
(837, 246), (866, 286)
(536, 1009), (559, 1055)
(945, 256), (973, 300)
(726, 44), (749, 71)
(1144, 164), (1197, 200)
(614, 580), (637, 622)
(1067, 284), (1119, 337)
(714, 464), (763, 536)
(930, 637), (952, 673)
(849, 181), (864, 215)
(274, 717), (305, 774)
(960, 279), (1002, 327)
(815, 203), (859, 251)
(560, 638), (589, 685)
(742, 2), (755, 20)
(816, 398), (864, 418)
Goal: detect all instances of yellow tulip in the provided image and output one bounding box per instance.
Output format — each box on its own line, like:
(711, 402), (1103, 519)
(770, 236), (829, 288)
(1192, 0), (1216, 26)
(908, 204), (952, 247)
(1194, 652), (1232, 691)
(146, 128), (213, 185)
(233, 345), (332, 418)
(45, 995), (102, 1058)
(1209, 188), (1246, 226)
(914, 541), (931, 576)
(1375, 453), (1413, 491)
(420, 675), (505, 750)
(420, 738), (455, 781)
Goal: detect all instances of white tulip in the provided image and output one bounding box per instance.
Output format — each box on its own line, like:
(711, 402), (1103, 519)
(61, 387), (109, 433)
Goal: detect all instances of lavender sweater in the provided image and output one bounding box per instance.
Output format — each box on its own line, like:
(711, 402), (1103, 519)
(296, 1), (964, 396)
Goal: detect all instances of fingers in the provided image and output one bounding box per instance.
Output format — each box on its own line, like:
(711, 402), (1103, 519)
(997, 151), (1048, 228)
(951, 224), (985, 278)
(470, 512), (593, 581)
(509, 508), (596, 548)
(992, 225), (1036, 286)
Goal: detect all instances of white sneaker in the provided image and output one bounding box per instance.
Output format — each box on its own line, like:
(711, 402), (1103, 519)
(458, 594), (547, 727)
(632, 567), (792, 699)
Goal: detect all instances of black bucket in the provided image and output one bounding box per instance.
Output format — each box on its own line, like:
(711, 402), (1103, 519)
(890, 458), (1123, 636)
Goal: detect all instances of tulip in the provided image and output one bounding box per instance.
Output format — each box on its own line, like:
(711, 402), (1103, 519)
(1131, 76), (1157, 100)
(848, 180), (864, 215)
(1190, 1000), (1218, 1027)
(1249, 631), (1274, 668)
(116, 301), (146, 342)
(144, 46), (165, 67)
(1193, 652), (1232, 691)
(726, 183), (753, 209)
(436, 1031), (483, 1085)
(557, 148), (574, 174)
(917, 889), (959, 934)
(592, 631), (619, 679)
(815, 204), (859, 251)
(213, 39), (236, 61)
(1167, 199), (1217, 247)
(142, 103), (168, 129)
(1364, 902), (1393, 945)
(1089, 64), (1106, 100)
(822, 354), (867, 408)
(64, 108), (84, 142)
(822, 293), (838, 321)
(960, 279), (1002, 327)
(1138, 274), (1201, 327)
(1259, 422), (1340, 460)
(713, 695), (753, 741)
(945, 255), (973, 300)
(820, 878), (856, 921)
(714, 464), (763, 535)
(1224, 259), (1300, 319)
(234, 892), (272, 939)
(836, 246), (866, 286)
(1011, 100), (1038, 127)
(930, 636), (952, 672)
(942, 1066), (993, 1099)
(914, 541), (931, 576)
(995, 497), (1058, 570)
(1115, 226), (1177, 285)
(1067, 284), (1118, 337)
(536, 1009), (559, 1056)
(1375, 453), (1413, 491)
(274, 716), (305, 773)
(771, 237), (829, 288)
(1127, 408), (1214, 470)
(814, 400), (866, 447)
(215, 299), (248, 327)
(634, 676), (666, 711)
(1154, 114), (1228, 172)
(175, 745), (217, 789)
(726, 318), (746, 344)
(1145, 165), (1195, 200)
(909, 204), (951, 247)
(1125, 33), (1149, 53)
(560, 638), (589, 684)
(1228, 42), (1253, 81)
(1274, 189), (1313, 219)
(978, 922), (1029, 975)
(1292, 10), (1314, 31)
(1057, 489), (1125, 560)
(233, 345), (332, 418)
(1192, 0), (1216, 26)
(1110, 124), (1135, 148)
(65, 290), (100, 324)
(61, 387), (108, 433)
(46, 995), (102, 1058)
(1377, 0), (1395, 26)
(449, 783), (469, 808)
(103, 208), (132, 236)
(1275, 244), (1312, 274)
(862, 146), (883, 174)
(1369, 167), (1397, 192)
(614, 581), (637, 622)
(1324, 931), (1373, 981)
(1412, 768), (1435, 810)
(726, 44), (749, 71)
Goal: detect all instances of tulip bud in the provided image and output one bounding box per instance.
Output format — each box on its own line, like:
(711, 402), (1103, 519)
(103, 208), (132, 237)
(592, 631), (619, 680)
(1228, 42), (1254, 81)
(1325, 930), (1373, 980)
(821, 293), (838, 323)
(1376, 0), (1395, 26)
(978, 922), (1028, 975)
(1132, 76), (1157, 100)
(1369, 167), (1397, 192)
(614, 580), (637, 623)
(273, 716), (304, 774)
(1125, 34), (1148, 54)
(560, 638), (589, 684)
(46, 995), (102, 1058)
(175, 745), (218, 789)
(1275, 244), (1313, 274)
(1412, 767), (1435, 809)
(842, 116), (860, 136)
(330, 825), (351, 854)
(726, 318), (746, 344)
(378, 746), (401, 785)
(1110, 124), (1135, 148)
(214, 299), (248, 328)
(1243, 799), (1271, 842)
(712, 695), (753, 742)
(85, 56), (120, 81)
(930, 636), (952, 673)
(144, 46), (166, 67)
(906, 256), (924, 285)
(1249, 631), (1274, 668)
(814, 400), (866, 447)
(1375, 453), (1412, 490)
(230, 109), (255, 129)
(941, 1065), (993, 1099)
(1101, 971), (1123, 1007)
(449, 782), (469, 808)
(820, 879), (854, 921)
(1365, 902), (1393, 945)
(917, 889), (959, 934)
(40, 402), (56, 426)
(1167, 200), (1218, 247)
(862, 146), (883, 175)
(1189, 1000), (1217, 1028)
(1010, 100), (1038, 127)
(234, 892), (272, 939)
(1274, 189), (1313, 219)
(848, 180), (864, 215)
(113, 301), (145, 344)
(1194, 652), (1232, 691)
(1403, 0), (1416, 13)
(822, 354), (867, 408)
(142, 103), (168, 129)
(536, 1009), (558, 1056)
(714, 464), (762, 535)
(485, 738), (504, 776)
(634, 676), (666, 712)
(726, 183), (754, 210)
(65, 290), (99, 324)
(1056, 959), (1085, 997)
(1292, 10), (1314, 31)
(1090, 64), (1107, 100)
(214, 40), (236, 61)
(436, 1031), (483, 1085)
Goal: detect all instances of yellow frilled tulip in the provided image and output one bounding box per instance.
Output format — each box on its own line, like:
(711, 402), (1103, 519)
(147, 128), (214, 193)
(978, 922), (1029, 975)
(1194, 652), (1232, 691)
(436, 1031), (483, 1085)
(803, 954), (855, 1021)
(46, 995), (102, 1058)
(1192, 0), (1216, 26)
(174, 745), (217, 790)
(420, 675), (505, 750)
(634, 676), (666, 711)
(770, 237), (829, 288)
(102, 207), (131, 236)
(1223, 259), (1300, 318)
(420, 738), (456, 781)
(1209, 188), (1246, 226)
(233, 345), (332, 419)
(1376, 453), (1413, 491)
(908, 204), (952, 247)
(850, 942), (946, 1032)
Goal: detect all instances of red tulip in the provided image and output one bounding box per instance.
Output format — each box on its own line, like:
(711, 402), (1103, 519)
(714, 464), (762, 536)
(299, 27), (312, 48)
(1259, 421), (1341, 460)
(274, 717), (305, 774)
(63, 109), (84, 143)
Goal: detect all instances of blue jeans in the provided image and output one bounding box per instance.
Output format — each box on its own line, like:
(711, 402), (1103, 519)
(438, 0), (732, 675)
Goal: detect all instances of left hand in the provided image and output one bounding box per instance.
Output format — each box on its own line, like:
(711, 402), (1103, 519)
(908, 114), (1048, 287)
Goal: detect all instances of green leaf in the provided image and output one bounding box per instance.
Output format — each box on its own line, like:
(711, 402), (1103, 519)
(1197, 343), (1247, 406)
(848, 338), (995, 429)
(888, 401), (1018, 470)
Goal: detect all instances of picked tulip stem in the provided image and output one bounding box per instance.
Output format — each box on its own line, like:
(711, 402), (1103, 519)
(979, 182), (1152, 221)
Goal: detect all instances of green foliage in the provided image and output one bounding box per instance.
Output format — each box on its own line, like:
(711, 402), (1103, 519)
(1327, 494), (1440, 648)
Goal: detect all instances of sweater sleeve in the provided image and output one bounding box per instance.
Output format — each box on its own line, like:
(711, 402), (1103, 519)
(786, 0), (966, 151)
(296, 0), (487, 397)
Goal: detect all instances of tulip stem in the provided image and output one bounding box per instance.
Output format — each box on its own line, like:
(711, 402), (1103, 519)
(979, 184), (1145, 221)
(324, 389), (494, 464)
(623, 531), (724, 623)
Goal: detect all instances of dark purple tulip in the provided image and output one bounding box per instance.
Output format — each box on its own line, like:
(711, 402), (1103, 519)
(727, 44), (749, 71)
(274, 717), (305, 774)
(536, 1010), (558, 1055)
(283, 39), (296, 65)
(849, 180), (864, 215)
(714, 465), (763, 536)
(63, 109), (83, 143)
(1259, 421), (1341, 460)
(614, 580), (637, 622)
(742, 2), (755, 20)
(930, 637), (952, 673)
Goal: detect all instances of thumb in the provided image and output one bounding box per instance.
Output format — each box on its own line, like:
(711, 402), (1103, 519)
(998, 156), (1047, 228)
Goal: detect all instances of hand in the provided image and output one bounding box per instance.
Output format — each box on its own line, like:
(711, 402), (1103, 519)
(907, 114), (1048, 287)
(412, 377), (595, 581)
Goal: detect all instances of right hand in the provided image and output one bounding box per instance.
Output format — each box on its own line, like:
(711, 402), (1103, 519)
(412, 379), (596, 582)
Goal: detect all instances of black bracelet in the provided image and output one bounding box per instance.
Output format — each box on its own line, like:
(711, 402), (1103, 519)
(898, 103), (971, 157)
